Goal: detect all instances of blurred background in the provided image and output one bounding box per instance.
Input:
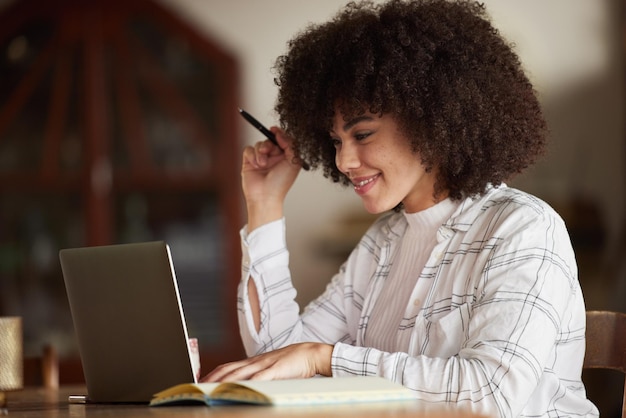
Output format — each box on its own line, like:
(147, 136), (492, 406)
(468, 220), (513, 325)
(0, 0), (623, 415)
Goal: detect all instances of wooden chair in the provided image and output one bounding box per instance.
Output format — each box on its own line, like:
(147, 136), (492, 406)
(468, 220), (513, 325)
(23, 344), (59, 388)
(584, 310), (626, 418)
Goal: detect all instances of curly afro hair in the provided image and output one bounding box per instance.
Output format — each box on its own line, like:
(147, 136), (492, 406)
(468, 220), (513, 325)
(273, 0), (547, 200)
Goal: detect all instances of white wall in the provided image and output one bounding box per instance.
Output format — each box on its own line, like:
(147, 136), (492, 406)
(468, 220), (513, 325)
(159, 0), (625, 306)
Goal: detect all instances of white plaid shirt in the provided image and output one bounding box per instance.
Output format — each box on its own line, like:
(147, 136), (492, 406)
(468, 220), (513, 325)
(238, 185), (598, 417)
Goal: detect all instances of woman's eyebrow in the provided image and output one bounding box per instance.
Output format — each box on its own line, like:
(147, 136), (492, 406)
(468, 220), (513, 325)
(340, 115), (375, 132)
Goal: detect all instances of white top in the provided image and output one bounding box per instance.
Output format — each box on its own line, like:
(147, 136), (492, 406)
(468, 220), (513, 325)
(238, 185), (598, 418)
(365, 198), (460, 352)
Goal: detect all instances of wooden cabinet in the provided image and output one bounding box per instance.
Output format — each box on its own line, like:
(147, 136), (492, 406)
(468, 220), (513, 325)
(0, 0), (244, 382)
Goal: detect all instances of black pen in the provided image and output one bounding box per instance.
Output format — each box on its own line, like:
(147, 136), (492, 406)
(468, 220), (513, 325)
(238, 108), (279, 146)
(238, 108), (309, 170)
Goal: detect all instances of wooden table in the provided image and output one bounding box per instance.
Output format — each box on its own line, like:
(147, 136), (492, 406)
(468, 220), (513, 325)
(3, 386), (486, 417)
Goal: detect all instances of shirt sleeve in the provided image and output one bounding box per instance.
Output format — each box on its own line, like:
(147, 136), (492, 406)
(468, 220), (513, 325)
(238, 219), (352, 356)
(331, 207), (589, 418)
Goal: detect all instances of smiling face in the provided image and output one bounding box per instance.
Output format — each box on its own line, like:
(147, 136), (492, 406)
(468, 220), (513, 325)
(330, 110), (443, 214)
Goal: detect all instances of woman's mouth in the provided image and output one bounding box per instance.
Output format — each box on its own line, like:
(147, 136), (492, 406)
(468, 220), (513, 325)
(352, 174), (380, 195)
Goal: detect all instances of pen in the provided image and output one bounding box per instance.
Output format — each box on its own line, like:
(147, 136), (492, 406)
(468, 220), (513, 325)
(238, 108), (309, 170)
(238, 108), (278, 146)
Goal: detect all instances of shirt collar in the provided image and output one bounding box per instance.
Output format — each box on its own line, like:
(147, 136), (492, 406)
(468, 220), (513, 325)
(439, 184), (505, 237)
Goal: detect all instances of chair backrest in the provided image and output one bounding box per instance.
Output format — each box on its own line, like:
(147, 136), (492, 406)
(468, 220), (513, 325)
(584, 310), (626, 418)
(23, 345), (59, 388)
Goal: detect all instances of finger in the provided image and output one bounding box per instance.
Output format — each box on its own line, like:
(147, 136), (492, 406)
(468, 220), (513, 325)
(271, 127), (292, 154)
(248, 367), (281, 381)
(242, 145), (260, 169)
(272, 128), (308, 170)
(207, 362), (264, 383)
(254, 141), (269, 167)
(256, 139), (287, 166)
(202, 359), (250, 382)
(242, 141), (275, 170)
(212, 351), (287, 382)
(219, 365), (264, 382)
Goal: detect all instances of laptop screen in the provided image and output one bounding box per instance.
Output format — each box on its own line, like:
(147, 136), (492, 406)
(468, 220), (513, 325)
(60, 241), (197, 403)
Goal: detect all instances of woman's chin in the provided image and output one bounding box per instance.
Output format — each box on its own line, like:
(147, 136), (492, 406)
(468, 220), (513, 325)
(361, 199), (398, 215)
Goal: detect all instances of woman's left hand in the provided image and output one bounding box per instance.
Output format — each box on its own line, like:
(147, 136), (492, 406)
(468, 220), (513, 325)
(200, 342), (333, 382)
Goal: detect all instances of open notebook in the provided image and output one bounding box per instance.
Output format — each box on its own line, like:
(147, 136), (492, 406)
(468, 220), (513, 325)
(150, 376), (415, 407)
(59, 241), (197, 403)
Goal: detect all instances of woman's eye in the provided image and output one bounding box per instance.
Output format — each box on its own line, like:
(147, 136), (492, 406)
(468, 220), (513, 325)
(354, 132), (371, 141)
(330, 137), (341, 148)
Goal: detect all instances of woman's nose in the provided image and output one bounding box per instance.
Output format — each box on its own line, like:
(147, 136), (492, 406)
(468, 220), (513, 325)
(335, 141), (361, 174)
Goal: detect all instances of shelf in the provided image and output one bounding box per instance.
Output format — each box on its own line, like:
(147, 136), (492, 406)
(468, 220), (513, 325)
(0, 0), (244, 381)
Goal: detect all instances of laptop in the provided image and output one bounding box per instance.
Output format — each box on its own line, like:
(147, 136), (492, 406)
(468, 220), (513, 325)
(59, 241), (197, 403)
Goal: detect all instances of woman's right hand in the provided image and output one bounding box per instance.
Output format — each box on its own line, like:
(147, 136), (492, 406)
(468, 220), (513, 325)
(241, 127), (302, 232)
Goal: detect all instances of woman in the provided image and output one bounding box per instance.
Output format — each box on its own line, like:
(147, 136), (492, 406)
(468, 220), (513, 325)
(204, 0), (598, 416)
